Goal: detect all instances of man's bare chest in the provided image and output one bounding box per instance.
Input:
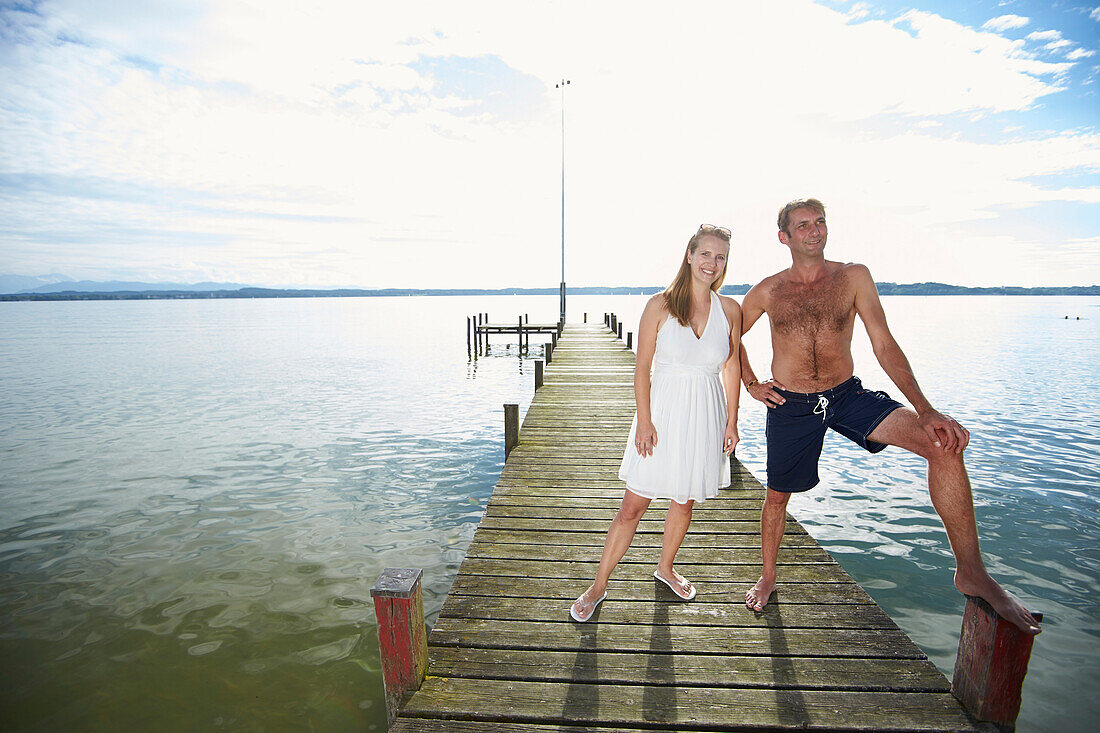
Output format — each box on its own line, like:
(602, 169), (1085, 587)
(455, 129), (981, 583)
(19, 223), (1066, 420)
(768, 277), (854, 335)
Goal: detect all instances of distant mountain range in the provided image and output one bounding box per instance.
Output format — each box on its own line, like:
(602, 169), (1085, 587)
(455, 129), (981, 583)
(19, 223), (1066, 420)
(0, 274), (251, 294)
(1, 275), (1097, 299)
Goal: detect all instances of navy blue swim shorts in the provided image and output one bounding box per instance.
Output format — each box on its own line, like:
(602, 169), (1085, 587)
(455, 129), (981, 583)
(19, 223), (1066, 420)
(765, 376), (904, 492)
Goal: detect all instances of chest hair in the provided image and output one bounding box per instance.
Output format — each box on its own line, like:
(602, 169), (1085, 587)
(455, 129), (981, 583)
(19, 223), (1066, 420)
(769, 269), (853, 336)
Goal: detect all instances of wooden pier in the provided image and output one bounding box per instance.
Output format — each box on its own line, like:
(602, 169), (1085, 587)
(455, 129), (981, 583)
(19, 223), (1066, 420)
(386, 322), (987, 731)
(468, 312), (564, 356)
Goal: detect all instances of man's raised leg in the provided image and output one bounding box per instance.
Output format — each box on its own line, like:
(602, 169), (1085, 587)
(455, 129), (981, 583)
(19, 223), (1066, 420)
(868, 408), (1041, 634)
(746, 488), (790, 611)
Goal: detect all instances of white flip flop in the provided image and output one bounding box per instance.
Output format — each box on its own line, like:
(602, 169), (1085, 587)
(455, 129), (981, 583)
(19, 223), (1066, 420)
(654, 570), (697, 600)
(570, 591), (607, 622)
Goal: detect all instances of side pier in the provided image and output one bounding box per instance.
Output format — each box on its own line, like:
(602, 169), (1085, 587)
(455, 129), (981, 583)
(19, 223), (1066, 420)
(386, 323), (989, 731)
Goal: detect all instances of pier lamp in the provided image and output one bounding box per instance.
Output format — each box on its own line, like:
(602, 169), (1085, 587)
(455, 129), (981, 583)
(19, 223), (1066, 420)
(556, 78), (570, 324)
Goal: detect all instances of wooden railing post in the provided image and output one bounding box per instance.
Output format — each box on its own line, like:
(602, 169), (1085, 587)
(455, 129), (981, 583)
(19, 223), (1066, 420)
(545, 342), (553, 364)
(504, 403), (519, 457)
(951, 595), (1042, 731)
(551, 330), (558, 348)
(583, 312), (587, 323)
(370, 568), (428, 724)
(535, 360), (544, 390)
(626, 331), (633, 349)
(617, 322), (623, 340)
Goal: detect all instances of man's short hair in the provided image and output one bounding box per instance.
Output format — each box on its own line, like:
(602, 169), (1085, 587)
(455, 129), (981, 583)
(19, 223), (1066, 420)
(777, 198), (826, 236)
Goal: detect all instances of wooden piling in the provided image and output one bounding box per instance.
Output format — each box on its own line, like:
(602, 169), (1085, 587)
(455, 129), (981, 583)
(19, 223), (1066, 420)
(503, 403), (519, 458)
(518, 316), (523, 351)
(617, 321), (623, 339)
(551, 330), (558, 348)
(545, 342), (552, 364)
(952, 596), (1042, 731)
(627, 331), (633, 349)
(534, 360), (543, 390)
(370, 568), (428, 723)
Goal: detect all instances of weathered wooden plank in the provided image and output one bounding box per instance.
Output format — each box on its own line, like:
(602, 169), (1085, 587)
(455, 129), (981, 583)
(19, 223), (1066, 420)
(453, 557), (856, 583)
(426, 647), (951, 692)
(469, 528), (817, 548)
(445, 575), (877, 606)
(482, 505), (777, 523)
(487, 495), (765, 509)
(400, 678), (978, 731)
(428, 617), (929, 658)
(437, 596), (901, 630)
(462, 541), (836, 566)
(474, 515), (802, 535)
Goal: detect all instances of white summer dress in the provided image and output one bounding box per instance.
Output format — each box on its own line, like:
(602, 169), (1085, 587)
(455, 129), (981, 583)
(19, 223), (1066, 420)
(618, 290), (732, 504)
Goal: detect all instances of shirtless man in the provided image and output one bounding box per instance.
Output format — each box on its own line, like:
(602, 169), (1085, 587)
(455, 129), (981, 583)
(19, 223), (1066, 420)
(739, 198), (1041, 634)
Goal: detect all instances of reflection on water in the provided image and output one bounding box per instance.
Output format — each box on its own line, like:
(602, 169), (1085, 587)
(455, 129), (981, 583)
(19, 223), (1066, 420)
(1, 295), (1098, 731)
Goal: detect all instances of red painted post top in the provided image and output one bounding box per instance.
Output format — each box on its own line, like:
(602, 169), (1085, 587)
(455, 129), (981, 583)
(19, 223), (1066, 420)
(952, 594), (1042, 731)
(371, 568), (428, 723)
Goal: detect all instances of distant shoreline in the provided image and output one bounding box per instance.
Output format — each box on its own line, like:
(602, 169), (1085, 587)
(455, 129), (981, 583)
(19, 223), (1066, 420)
(2, 283), (1098, 301)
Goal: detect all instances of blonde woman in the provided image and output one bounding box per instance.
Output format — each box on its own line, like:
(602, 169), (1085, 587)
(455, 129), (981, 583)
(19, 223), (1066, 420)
(571, 225), (742, 622)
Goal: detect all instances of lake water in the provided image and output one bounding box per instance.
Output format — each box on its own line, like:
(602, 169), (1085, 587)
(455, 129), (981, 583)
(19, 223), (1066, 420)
(1, 294), (1097, 732)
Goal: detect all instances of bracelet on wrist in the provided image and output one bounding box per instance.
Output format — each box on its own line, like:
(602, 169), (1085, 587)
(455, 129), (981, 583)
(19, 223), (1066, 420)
(746, 379), (758, 388)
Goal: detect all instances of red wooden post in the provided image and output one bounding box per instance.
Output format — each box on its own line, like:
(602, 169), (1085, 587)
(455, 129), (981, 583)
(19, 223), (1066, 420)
(370, 568), (428, 723)
(952, 595), (1042, 731)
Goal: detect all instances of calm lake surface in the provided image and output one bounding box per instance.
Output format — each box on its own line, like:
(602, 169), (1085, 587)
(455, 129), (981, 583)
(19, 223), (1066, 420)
(1, 294), (1097, 731)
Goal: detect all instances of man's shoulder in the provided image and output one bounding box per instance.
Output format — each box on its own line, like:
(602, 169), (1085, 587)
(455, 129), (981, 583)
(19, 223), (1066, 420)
(835, 261), (872, 278)
(751, 270), (787, 292)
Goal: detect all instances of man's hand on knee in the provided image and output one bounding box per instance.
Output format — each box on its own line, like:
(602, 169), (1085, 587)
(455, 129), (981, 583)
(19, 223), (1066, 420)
(918, 409), (970, 454)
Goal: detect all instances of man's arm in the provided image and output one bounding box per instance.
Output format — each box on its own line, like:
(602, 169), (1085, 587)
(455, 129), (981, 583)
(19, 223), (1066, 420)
(740, 281), (787, 407)
(852, 264), (968, 452)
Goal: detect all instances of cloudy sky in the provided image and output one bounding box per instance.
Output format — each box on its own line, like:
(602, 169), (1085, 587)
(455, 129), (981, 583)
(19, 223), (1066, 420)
(0, 0), (1097, 288)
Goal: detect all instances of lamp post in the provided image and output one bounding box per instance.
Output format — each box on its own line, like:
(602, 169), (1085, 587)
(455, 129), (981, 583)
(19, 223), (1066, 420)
(556, 78), (569, 324)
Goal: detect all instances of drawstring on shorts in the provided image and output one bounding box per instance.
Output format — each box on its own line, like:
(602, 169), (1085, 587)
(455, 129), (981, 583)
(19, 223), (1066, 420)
(813, 394), (829, 423)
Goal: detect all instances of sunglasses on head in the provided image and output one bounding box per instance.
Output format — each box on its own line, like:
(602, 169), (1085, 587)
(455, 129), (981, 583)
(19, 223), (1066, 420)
(698, 224), (731, 238)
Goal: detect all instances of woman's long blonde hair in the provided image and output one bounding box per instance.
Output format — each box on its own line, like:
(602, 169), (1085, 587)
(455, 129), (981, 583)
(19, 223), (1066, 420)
(663, 225), (731, 327)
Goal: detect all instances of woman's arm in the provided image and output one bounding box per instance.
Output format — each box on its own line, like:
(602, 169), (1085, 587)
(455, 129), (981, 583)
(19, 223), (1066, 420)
(633, 295), (665, 456)
(720, 296), (743, 455)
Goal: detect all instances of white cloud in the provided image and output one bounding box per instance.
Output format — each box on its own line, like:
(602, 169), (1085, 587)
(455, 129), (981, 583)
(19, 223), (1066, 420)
(1091, 8), (1100, 22)
(0, 0), (1096, 288)
(1026, 30), (1063, 42)
(848, 2), (871, 20)
(983, 15), (1029, 32)
(1067, 47), (1097, 60)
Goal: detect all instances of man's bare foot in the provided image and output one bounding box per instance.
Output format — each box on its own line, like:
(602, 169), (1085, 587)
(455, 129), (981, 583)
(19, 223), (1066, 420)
(745, 576), (776, 611)
(955, 571), (1041, 635)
